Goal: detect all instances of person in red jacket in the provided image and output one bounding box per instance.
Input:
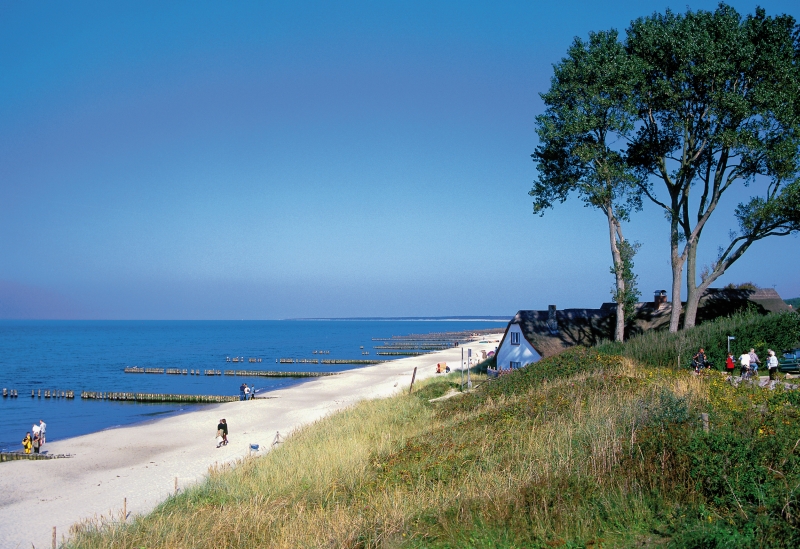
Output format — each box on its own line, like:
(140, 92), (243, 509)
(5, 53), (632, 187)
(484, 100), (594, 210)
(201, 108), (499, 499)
(725, 352), (735, 374)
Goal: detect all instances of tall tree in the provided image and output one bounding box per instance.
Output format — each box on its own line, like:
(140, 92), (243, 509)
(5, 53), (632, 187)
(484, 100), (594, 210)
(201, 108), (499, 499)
(531, 30), (642, 342)
(625, 4), (800, 331)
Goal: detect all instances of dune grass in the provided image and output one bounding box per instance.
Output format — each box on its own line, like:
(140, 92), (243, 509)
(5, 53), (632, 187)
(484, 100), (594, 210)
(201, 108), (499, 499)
(68, 313), (800, 548)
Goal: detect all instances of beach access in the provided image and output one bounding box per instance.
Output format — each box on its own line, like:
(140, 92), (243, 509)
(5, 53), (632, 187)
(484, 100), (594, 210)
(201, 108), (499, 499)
(0, 334), (502, 549)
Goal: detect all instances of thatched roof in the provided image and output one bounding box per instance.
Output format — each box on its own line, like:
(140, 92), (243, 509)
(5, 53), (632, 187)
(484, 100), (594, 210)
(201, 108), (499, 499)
(510, 288), (791, 358)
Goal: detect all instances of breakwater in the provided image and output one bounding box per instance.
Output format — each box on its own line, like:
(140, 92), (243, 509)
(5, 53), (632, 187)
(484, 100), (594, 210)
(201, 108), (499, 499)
(80, 392), (240, 403)
(0, 452), (74, 462)
(4, 388), (74, 398)
(123, 368), (337, 378)
(224, 370), (337, 377)
(321, 359), (383, 365)
(377, 351), (431, 356)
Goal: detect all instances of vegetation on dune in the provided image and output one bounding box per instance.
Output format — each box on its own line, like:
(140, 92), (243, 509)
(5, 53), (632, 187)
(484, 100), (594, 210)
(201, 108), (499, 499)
(69, 312), (800, 548)
(599, 310), (800, 371)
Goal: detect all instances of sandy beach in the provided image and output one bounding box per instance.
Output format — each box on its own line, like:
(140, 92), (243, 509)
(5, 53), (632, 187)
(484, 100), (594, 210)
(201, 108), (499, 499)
(0, 336), (501, 549)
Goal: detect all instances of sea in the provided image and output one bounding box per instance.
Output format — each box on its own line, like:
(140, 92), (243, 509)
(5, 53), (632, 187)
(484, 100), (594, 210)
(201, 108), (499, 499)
(0, 319), (507, 452)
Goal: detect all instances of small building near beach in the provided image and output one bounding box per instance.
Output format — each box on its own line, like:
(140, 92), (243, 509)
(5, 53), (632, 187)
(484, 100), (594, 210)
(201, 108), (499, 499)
(496, 287), (790, 369)
(495, 318), (543, 371)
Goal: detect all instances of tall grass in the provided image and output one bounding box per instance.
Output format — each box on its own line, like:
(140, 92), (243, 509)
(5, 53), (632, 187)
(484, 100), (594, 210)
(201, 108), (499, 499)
(68, 314), (800, 548)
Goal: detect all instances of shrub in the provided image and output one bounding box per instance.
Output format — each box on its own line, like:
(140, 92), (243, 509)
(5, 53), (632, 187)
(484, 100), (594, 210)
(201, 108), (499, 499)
(599, 311), (800, 371)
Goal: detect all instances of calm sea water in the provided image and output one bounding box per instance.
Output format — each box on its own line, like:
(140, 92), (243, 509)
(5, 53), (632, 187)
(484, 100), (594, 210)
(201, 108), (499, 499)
(0, 320), (506, 452)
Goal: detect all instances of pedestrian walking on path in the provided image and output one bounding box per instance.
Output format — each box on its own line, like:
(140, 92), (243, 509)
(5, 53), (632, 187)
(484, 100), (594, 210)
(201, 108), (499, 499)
(767, 350), (779, 381)
(749, 348), (761, 376)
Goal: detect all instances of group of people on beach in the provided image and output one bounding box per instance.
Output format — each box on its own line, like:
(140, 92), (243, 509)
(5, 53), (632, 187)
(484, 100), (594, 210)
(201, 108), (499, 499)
(21, 419), (46, 454)
(239, 383), (255, 401)
(694, 347), (781, 380)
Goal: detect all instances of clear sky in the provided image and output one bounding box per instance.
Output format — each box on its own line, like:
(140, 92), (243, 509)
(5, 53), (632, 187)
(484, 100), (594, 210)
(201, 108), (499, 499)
(1, 0), (798, 319)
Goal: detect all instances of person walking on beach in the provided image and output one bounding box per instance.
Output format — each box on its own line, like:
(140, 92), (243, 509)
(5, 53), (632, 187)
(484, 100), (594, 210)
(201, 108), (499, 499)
(21, 432), (32, 454)
(244, 384), (251, 401)
(216, 419), (228, 447)
(767, 350), (779, 381)
(239, 383), (246, 401)
(39, 419), (46, 445)
(749, 348), (761, 377)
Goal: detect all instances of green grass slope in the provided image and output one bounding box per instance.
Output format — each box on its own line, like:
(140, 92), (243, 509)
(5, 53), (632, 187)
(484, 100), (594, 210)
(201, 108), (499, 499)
(69, 312), (800, 549)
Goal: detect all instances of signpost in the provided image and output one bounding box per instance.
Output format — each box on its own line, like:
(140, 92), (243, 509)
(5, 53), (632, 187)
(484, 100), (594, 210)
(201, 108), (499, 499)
(460, 348), (464, 391)
(467, 348), (472, 389)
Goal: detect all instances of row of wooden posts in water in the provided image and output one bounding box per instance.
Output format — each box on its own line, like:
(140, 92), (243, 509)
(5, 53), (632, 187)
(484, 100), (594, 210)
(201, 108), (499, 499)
(123, 367), (339, 377)
(3, 388), (74, 399)
(124, 367), (223, 375)
(79, 391), (241, 403)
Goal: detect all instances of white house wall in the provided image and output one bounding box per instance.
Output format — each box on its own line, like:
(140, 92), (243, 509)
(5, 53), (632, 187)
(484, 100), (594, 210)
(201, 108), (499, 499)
(497, 324), (541, 369)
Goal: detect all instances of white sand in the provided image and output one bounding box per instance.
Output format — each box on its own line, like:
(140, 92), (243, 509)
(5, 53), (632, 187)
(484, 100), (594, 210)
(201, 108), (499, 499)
(0, 336), (502, 548)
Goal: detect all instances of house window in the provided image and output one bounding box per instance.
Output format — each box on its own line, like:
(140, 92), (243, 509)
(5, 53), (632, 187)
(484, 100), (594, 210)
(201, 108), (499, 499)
(511, 332), (520, 345)
(510, 361), (521, 369)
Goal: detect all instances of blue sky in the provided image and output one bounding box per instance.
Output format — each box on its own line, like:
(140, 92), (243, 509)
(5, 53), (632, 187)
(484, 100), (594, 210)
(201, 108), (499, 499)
(1, 0), (798, 319)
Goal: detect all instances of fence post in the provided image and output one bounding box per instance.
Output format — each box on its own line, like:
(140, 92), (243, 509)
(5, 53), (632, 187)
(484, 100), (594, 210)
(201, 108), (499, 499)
(701, 413), (709, 433)
(174, 477), (178, 495)
(409, 367), (417, 394)
(52, 526), (56, 549)
(123, 497), (127, 522)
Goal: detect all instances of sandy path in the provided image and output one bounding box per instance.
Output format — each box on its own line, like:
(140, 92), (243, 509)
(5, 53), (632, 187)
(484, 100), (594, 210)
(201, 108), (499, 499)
(0, 336), (501, 549)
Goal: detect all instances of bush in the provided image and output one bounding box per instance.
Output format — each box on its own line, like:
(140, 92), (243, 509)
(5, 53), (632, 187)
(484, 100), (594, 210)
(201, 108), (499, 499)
(599, 311), (800, 371)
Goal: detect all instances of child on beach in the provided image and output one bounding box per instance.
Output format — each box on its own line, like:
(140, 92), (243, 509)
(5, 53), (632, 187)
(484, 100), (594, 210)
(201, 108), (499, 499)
(21, 432), (32, 454)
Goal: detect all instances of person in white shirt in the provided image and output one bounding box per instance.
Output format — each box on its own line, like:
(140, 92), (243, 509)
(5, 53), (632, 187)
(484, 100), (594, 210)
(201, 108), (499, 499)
(767, 350), (779, 381)
(39, 419), (46, 444)
(739, 352), (751, 378)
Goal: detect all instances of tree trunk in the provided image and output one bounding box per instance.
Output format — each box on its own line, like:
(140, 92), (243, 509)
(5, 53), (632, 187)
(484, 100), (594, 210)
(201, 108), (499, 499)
(683, 239), (700, 329)
(607, 209), (625, 342)
(668, 223), (683, 333)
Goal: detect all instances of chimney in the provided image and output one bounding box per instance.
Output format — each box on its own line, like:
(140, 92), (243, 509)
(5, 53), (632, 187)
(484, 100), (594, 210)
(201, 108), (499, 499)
(547, 305), (559, 335)
(654, 290), (667, 309)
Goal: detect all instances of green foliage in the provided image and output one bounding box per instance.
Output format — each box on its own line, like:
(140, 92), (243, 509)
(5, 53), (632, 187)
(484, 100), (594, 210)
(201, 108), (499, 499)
(611, 239), (642, 323)
(724, 282), (761, 291)
(530, 29), (642, 218)
(625, 4), (800, 328)
(412, 380), (460, 401)
(599, 311), (800, 370)
(531, 28), (643, 342)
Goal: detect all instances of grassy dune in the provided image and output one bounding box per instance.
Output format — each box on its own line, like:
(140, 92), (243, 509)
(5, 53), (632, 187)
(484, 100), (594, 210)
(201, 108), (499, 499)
(69, 312), (800, 548)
